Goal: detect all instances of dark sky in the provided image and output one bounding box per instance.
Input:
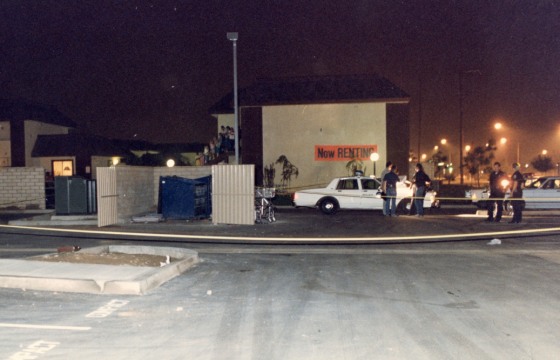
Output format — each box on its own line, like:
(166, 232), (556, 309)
(1, 1), (559, 164)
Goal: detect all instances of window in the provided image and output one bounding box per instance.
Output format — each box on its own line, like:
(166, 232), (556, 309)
(361, 178), (378, 190)
(52, 160), (73, 176)
(336, 179), (358, 190)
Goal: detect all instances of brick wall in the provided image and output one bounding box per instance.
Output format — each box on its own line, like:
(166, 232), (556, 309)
(114, 166), (154, 221)
(0, 167), (45, 210)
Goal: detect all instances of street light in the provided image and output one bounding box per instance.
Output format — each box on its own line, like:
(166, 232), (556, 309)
(459, 69), (481, 185)
(370, 152), (379, 177)
(227, 32), (239, 164)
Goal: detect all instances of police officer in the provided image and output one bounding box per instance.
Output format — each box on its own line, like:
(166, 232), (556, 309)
(509, 162), (524, 223)
(487, 162), (507, 222)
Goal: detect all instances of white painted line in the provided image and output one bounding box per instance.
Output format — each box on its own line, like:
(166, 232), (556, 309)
(0, 323), (91, 331)
(1, 224), (560, 242)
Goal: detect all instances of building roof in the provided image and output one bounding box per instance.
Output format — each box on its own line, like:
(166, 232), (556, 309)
(209, 74), (410, 114)
(31, 133), (129, 158)
(32, 133), (206, 158)
(0, 99), (76, 128)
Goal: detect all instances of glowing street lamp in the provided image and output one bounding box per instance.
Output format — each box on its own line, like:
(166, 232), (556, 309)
(370, 152), (379, 177)
(465, 145), (471, 152)
(494, 122), (503, 130)
(543, 149), (548, 155)
(500, 137), (507, 145)
(440, 138), (447, 145)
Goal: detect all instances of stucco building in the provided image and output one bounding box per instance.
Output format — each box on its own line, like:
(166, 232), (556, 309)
(210, 74), (410, 190)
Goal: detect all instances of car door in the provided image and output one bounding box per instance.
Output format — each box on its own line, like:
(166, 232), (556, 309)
(335, 178), (362, 209)
(359, 178), (383, 209)
(525, 178), (560, 209)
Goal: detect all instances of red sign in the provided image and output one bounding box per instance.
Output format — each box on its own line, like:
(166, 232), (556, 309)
(314, 145), (378, 161)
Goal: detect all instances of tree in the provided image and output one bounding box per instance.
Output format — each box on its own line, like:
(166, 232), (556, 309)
(463, 139), (496, 187)
(429, 150), (448, 179)
(263, 163), (275, 188)
(531, 154), (555, 174)
(345, 158), (366, 176)
(276, 155), (299, 190)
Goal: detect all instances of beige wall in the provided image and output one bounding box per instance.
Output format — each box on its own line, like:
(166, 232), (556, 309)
(262, 103), (387, 190)
(0, 122), (11, 167)
(24, 120), (70, 167)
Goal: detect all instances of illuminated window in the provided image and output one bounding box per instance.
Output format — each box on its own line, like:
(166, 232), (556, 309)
(52, 160), (73, 176)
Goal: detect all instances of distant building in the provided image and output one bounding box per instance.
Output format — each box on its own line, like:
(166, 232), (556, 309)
(209, 74), (410, 188)
(0, 99), (76, 168)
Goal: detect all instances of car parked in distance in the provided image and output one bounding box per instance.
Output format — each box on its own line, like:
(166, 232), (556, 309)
(293, 175), (438, 214)
(522, 176), (560, 209)
(465, 175), (560, 211)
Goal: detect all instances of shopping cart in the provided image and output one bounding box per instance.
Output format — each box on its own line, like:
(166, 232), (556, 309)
(255, 187), (276, 223)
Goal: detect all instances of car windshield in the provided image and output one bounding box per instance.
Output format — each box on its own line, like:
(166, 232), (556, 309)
(527, 177), (560, 189)
(527, 178), (547, 189)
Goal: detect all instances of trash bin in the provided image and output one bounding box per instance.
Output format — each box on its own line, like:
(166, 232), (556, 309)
(159, 176), (210, 220)
(55, 176), (88, 215)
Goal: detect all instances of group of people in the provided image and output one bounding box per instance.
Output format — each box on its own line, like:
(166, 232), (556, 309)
(380, 161), (431, 217)
(196, 126), (237, 165)
(486, 162), (524, 224)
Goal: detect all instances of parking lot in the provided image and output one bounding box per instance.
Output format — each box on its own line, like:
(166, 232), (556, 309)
(1, 208), (560, 359)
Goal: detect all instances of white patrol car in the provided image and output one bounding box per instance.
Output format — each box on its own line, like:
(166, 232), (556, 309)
(293, 174), (438, 214)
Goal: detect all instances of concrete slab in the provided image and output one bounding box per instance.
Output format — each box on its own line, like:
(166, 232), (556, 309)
(0, 245), (199, 295)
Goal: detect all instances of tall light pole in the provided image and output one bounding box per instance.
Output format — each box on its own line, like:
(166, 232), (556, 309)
(459, 69), (481, 185)
(227, 32), (239, 164)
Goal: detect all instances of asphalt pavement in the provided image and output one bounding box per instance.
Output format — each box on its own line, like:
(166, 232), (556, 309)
(1, 207), (559, 359)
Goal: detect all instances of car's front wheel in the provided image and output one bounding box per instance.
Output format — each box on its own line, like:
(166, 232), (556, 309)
(319, 197), (339, 215)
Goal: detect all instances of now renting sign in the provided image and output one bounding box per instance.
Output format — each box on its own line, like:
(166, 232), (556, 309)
(315, 145), (378, 161)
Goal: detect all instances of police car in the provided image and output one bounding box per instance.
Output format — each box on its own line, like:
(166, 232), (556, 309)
(293, 174), (438, 214)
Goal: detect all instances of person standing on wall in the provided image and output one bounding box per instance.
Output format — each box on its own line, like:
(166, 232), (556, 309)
(382, 165), (399, 217)
(412, 163), (430, 217)
(379, 161), (393, 216)
(487, 162), (507, 222)
(509, 162), (524, 224)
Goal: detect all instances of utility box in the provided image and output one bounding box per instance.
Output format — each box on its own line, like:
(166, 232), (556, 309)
(55, 176), (97, 215)
(159, 176), (211, 220)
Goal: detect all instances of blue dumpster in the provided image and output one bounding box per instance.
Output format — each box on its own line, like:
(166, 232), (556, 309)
(159, 176), (210, 220)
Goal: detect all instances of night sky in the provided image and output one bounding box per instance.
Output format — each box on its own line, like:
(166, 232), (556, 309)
(1, 1), (559, 165)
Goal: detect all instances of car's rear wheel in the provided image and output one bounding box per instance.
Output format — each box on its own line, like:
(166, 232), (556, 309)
(319, 197), (339, 215)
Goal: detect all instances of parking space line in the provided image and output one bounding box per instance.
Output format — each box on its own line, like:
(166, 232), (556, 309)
(0, 323), (91, 331)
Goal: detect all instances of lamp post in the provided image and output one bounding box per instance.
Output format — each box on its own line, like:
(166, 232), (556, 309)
(227, 32), (239, 164)
(370, 152), (379, 177)
(459, 69), (481, 185)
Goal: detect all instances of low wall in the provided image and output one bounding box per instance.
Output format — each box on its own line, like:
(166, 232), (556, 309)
(107, 165), (213, 222)
(0, 167), (45, 210)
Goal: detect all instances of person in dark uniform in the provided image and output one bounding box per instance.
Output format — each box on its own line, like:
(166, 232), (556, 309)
(412, 163), (430, 217)
(382, 166), (399, 216)
(509, 162), (524, 223)
(380, 161), (393, 215)
(487, 162), (507, 222)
